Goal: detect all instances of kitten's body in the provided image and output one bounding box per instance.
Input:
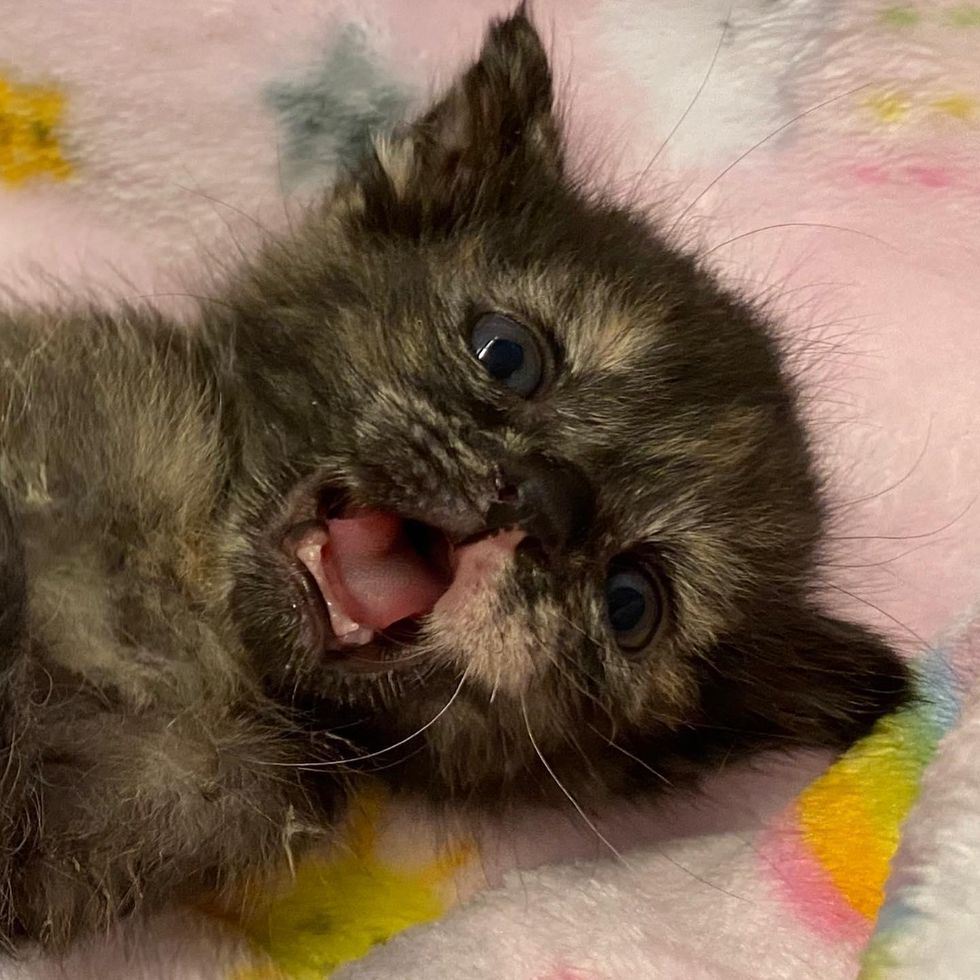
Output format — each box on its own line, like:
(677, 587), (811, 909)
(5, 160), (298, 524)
(0, 10), (909, 948)
(0, 311), (324, 941)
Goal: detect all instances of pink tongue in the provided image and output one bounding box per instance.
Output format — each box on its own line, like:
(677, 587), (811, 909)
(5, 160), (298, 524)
(321, 511), (450, 630)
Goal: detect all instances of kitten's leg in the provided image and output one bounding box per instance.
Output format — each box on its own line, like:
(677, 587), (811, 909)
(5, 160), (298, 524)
(5, 697), (330, 949)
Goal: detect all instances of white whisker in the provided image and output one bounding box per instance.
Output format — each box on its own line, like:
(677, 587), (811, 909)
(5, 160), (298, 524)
(296, 669), (469, 769)
(586, 723), (672, 786)
(642, 6), (731, 177)
(520, 698), (634, 870)
(671, 83), (871, 234)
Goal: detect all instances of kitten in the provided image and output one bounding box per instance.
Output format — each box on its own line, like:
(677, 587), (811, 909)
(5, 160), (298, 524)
(0, 7), (909, 949)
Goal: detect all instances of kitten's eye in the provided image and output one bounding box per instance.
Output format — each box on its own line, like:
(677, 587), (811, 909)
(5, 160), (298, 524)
(469, 313), (545, 397)
(604, 561), (664, 652)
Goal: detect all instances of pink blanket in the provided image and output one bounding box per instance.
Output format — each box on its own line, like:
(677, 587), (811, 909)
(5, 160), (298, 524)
(1, 1), (978, 977)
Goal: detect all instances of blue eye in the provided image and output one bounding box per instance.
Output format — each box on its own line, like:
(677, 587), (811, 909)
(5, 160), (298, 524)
(469, 313), (545, 397)
(604, 562), (664, 652)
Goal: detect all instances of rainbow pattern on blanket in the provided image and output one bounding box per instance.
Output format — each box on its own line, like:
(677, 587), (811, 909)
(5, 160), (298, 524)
(760, 618), (973, 968)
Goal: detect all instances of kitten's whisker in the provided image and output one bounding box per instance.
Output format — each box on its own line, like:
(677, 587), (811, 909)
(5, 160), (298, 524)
(558, 660), (616, 730)
(671, 82), (871, 234)
(681, 721), (809, 744)
(358, 743), (428, 774)
(822, 540), (937, 571)
(170, 182), (254, 269)
(703, 221), (901, 257)
(586, 723), (673, 786)
(172, 181), (275, 239)
(547, 621), (618, 730)
(824, 583), (928, 651)
(830, 493), (976, 544)
(520, 698), (633, 871)
(291, 670), (468, 769)
(629, 6), (732, 197)
(653, 847), (749, 904)
(344, 636), (432, 666)
(564, 732), (604, 800)
(554, 611), (606, 652)
(837, 416), (933, 510)
(550, 615), (620, 721)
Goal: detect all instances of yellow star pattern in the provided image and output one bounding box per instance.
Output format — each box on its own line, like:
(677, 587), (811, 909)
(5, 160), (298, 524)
(932, 94), (977, 119)
(949, 4), (980, 27)
(864, 90), (912, 123)
(879, 5), (920, 27)
(224, 787), (474, 980)
(0, 74), (72, 185)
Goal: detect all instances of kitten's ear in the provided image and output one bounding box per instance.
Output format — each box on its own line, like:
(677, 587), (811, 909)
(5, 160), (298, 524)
(355, 6), (563, 233)
(413, 5), (561, 175)
(696, 606), (912, 754)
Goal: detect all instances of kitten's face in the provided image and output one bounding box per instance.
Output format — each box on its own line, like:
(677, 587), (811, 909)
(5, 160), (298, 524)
(227, 12), (907, 798)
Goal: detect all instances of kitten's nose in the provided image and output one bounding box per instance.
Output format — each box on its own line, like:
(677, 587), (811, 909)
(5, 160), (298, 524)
(486, 455), (595, 555)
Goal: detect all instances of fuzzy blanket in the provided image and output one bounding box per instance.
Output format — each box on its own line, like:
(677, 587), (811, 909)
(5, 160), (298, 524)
(1, 1), (978, 977)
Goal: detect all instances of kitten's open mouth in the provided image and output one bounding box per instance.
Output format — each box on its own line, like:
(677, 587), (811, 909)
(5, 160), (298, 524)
(282, 493), (524, 669)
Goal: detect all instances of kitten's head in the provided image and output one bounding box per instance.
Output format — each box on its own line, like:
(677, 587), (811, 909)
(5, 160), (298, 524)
(225, 9), (909, 800)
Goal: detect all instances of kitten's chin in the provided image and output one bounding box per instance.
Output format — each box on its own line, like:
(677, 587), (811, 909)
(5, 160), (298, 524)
(278, 489), (525, 675)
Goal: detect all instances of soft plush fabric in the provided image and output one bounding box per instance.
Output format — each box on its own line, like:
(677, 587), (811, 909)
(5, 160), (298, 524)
(0, 1), (977, 977)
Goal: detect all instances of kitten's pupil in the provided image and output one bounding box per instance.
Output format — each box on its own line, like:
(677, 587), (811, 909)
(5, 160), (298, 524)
(478, 337), (524, 380)
(468, 313), (545, 397)
(607, 585), (645, 632)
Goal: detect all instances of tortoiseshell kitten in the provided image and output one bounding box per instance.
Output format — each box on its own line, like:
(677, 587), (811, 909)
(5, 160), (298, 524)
(0, 7), (908, 950)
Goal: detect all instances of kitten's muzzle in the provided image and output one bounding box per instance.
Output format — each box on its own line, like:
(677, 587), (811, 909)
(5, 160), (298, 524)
(272, 450), (593, 670)
(485, 455), (595, 557)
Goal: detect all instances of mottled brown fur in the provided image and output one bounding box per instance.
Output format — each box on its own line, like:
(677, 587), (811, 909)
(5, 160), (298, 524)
(0, 311), (333, 946)
(0, 8), (908, 949)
